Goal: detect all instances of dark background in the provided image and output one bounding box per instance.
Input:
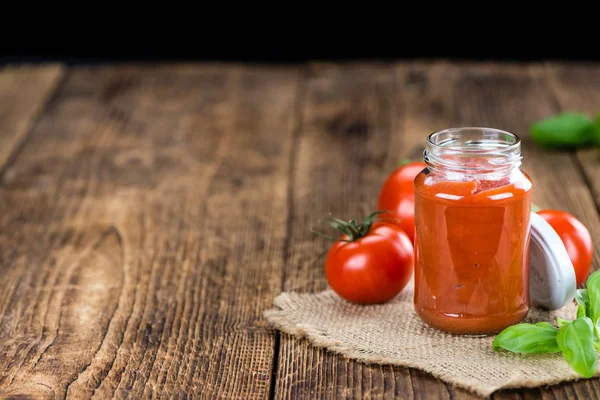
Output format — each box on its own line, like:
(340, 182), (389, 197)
(1, 29), (597, 65)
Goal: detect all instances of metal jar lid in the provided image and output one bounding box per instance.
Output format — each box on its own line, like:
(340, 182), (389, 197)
(529, 211), (577, 310)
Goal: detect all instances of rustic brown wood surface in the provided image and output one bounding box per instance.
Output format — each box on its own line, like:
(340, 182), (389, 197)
(0, 64), (64, 169)
(0, 60), (599, 399)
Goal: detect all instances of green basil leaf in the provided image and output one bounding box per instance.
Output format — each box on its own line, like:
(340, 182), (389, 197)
(586, 271), (600, 328)
(576, 289), (590, 317)
(576, 289), (589, 306)
(530, 112), (596, 149)
(578, 304), (587, 319)
(587, 269), (600, 286)
(594, 111), (600, 147)
(492, 322), (560, 354)
(557, 317), (571, 328)
(534, 321), (558, 329)
(557, 317), (597, 378)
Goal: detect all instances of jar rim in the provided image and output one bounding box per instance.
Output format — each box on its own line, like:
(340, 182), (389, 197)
(423, 127), (523, 175)
(426, 127), (521, 154)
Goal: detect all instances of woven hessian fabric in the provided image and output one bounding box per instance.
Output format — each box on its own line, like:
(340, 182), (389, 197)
(264, 280), (597, 398)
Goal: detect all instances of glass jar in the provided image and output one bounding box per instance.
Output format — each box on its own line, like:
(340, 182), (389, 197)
(413, 127), (533, 335)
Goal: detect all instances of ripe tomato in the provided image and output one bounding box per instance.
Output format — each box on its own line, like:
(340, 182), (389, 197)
(321, 212), (414, 304)
(537, 209), (594, 286)
(377, 161), (427, 243)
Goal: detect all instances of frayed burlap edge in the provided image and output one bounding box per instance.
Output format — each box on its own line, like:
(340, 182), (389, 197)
(264, 290), (595, 398)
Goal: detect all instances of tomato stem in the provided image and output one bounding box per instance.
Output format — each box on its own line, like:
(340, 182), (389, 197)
(312, 210), (390, 242)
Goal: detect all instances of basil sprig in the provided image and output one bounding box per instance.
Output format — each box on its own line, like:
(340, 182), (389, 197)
(493, 270), (600, 378)
(530, 111), (600, 149)
(557, 317), (597, 378)
(586, 271), (600, 334)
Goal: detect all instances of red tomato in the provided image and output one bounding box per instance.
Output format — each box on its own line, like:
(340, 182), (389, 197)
(537, 209), (594, 286)
(377, 161), (427, 243)
(324, 220), (414, 304)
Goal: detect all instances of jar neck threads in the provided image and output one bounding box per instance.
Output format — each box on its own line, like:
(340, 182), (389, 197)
(423, 127), (523, 177)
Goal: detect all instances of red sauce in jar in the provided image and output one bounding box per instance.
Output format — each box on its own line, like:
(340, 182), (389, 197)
(413, 129), (533, 335)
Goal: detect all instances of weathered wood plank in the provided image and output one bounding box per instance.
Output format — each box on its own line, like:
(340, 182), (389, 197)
(274, 62), (460, 399)
(394, 61), (600, 399)
(0, 63), (64, 170)
(495, 379), (600, 400)
(0, 64), (299, 398)
(543, 63), (600, 212)
(2, 61), (598, 400)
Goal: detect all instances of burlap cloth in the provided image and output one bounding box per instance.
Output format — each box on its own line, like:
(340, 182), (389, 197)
(264, 278), (597, 398)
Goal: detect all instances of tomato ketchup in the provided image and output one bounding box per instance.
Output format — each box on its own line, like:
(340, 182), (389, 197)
(413, 128), (533, 335)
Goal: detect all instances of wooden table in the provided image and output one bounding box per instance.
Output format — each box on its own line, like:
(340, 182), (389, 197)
(0, 60), (599, 399)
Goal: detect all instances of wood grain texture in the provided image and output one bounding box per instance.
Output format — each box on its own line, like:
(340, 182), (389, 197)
(274, 62), (468, 400)
(0, 64), (64, 170)
(0, 64), (299, 398)
(1, 61), (599, 400)
(543, 63), (600, 212)
(395, 61), (600, 399)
